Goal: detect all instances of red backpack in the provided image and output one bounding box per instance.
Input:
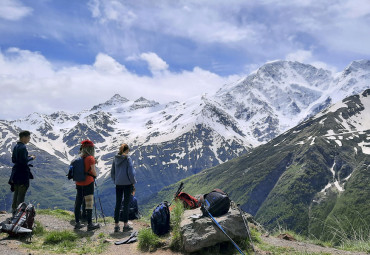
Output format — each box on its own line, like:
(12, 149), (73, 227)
(176, 192), (200, 209)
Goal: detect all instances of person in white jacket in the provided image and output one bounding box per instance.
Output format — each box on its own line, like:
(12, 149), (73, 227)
(111, 143), (137, 232)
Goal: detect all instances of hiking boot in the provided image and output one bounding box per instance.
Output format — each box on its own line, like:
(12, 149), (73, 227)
(114, 226), (120, 233)
(74, 222), (85, 230)
(122, 225), (133, 232)
(87, 223), (100, 231)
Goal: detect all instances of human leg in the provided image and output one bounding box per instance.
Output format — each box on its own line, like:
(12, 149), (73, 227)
(74, 185), (84, 224)
(11, 185), (20, 214)
(16, 184), (28, 205)
(122, 185), (133, 228)
(83, 182), (99, 231)
(12, 184), (29, 214)
(114, 185), (124, 224)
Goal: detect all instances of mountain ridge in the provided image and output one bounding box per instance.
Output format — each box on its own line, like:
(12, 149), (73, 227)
(0, 59), (369, 214)
(144, 89), (370, 240)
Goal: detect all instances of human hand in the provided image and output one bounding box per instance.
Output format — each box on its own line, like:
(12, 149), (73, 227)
(31, 155), (36, 160)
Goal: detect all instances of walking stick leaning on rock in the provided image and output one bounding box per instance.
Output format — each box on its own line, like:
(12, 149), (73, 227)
(237, 204), (256, 255)
(203, 199), (246, 255)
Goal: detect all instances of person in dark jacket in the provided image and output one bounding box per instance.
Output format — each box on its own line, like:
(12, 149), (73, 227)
(9, 130), (36, 215)
(111, 143), (137, 232)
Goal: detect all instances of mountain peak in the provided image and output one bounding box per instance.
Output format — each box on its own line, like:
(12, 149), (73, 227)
(134, 97), (150, 103)
(344, 60), (370, 74)
(131, 97), (159, 110)
(109, 94), (130, 103)
(91, 94), (129, 111)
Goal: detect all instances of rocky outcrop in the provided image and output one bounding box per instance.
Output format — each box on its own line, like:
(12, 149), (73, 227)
(180, 207), (253, 253)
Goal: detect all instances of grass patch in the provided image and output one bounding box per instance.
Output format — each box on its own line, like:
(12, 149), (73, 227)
(96, 216), (114, 224)
(32, 220), (46, 236)
(170, 200), (185, 250)
(44, 230), (78, 244)
(138, 228), (161, 252)
(37, 209), (74, 221)
(339, 239), (370, 253)
(23, 229), (108, 254)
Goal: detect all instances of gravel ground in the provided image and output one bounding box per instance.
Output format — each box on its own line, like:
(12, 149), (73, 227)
(261, 235), (369, 255)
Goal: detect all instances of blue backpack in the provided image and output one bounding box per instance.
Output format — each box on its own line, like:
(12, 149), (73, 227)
(67, 157), (86, 182)
(150, 202), (170, 236)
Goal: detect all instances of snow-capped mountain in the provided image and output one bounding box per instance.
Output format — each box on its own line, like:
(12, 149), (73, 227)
(147, 89), (370, 238)
(0, 60), (369, 211)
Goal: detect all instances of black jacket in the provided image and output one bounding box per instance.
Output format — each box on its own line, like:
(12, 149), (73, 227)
(10, 142), (34, 186)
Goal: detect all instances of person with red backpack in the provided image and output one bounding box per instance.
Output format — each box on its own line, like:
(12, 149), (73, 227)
(73, 140), (100, 231)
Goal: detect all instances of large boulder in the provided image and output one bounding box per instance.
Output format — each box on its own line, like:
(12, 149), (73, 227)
(180, 207), (252, 253)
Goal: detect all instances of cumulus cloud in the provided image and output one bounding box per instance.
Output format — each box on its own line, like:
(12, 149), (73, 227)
(93, 53), (127, 74)
(140, 52), (169, 74)
(0, 0), (32, 21)
(82, 0), (370, 73)
(0, 48), (238, 120)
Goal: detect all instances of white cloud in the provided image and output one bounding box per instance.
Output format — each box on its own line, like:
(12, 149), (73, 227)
(88, 0), (257, 44)
(335, 0), (370, 19)
(93, 53), (127, 74)
(0, 48), (54, 78)
(140, 52), (169, 74)
(87, 0), (136, 25)
(286, 50), (313, 63)
(0, 0), (32, 21)
(0, 48), (238, 120)
(285, 49), (337, 72)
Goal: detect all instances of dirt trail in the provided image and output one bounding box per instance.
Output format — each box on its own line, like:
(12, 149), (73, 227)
(0, 212), (368, 255)
(261, 235), (368, 255)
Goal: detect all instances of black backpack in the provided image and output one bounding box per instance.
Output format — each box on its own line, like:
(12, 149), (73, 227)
(0, 202), (36, 237)
(201, 189), (230, 217)
(67, 157), (86, 182)
(150, 202), (170, 236)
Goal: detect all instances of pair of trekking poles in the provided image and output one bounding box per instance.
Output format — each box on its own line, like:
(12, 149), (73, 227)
(174, 182), (255, 255)
(93, 179), (106, 225)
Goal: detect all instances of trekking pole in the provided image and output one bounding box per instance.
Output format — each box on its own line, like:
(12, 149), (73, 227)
(237, 204), (256, 255)
(93, 193), (98, 223)
(94, 180), (106, 225)
(204, 200), (245, 255)
(170, 182), (184, 206)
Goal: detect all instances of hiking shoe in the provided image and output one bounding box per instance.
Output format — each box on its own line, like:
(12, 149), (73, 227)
(122, 225), (133, 232)
(114, 226), (120, 233)
(87, 223), (100, 231)
(74, 222), (85, 230)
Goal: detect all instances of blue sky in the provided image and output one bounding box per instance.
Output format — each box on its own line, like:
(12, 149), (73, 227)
(1, 0), (370, 119)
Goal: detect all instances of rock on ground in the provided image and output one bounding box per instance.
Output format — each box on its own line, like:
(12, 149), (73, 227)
(180, 207), (252, 253)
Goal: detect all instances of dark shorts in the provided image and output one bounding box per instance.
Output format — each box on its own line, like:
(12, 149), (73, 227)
(76, 182), (94, 196)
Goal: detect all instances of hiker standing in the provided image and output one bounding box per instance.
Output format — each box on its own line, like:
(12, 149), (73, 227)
(74, 140), (100, 231)
(111, 143), (137, 232)
(9, 130), (36, 215)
